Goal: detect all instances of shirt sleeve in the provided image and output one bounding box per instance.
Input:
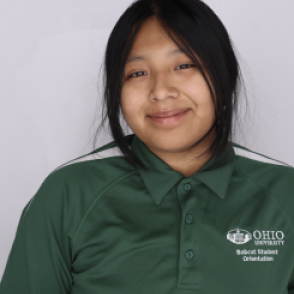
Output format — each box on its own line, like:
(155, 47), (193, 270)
(0, 173), (73, 294)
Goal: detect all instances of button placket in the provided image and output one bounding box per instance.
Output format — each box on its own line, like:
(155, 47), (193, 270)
(177, 180), (199, 290)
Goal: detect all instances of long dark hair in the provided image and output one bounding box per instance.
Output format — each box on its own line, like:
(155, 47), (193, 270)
(92, 0), (246, 171)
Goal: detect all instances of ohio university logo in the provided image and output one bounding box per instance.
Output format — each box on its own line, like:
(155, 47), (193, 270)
(227, 227), (285, 246)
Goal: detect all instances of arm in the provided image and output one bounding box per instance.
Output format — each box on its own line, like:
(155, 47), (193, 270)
(0, 174), (73, 294)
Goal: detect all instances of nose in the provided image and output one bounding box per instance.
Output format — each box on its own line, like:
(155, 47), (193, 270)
(150, 71), (179, 101)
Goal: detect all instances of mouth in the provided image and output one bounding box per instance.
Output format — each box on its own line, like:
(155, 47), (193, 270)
(148, 108), (190, 118)
(147, 109), (190, 127)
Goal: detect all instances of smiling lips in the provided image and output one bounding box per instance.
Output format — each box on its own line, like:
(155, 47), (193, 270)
(147, 108), (190, 126)
(148, 108), (190, 118)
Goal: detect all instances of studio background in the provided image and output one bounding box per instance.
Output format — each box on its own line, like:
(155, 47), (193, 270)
(0, 0), (293, 276)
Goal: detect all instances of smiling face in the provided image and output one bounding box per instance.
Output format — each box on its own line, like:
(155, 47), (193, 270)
(120, 16), (217, 170)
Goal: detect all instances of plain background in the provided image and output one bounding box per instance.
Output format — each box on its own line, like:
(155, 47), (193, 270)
(0, 0), (293, 277)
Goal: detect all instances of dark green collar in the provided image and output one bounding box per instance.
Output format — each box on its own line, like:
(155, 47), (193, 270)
(130, 134), (235, 205)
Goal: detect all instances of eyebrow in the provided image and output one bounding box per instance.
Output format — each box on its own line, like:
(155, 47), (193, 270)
(125, 48), (186, 64)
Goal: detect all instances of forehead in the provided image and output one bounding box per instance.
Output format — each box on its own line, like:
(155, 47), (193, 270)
(129, 17), (179, 53)
(126, 17), (188, 64)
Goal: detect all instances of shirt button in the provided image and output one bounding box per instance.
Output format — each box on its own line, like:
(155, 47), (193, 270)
(184, 183), (191, 191)
(185, 249), (194, 260)
(185, 214), (193, 224)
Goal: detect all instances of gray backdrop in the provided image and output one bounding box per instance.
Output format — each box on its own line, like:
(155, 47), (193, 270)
(1, 0), (293, 276)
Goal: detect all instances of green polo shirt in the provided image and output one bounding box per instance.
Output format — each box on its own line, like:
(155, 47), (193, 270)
(1, 133), (294, 294)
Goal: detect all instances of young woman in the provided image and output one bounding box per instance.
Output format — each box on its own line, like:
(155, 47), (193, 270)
(1, 0), (294, 293)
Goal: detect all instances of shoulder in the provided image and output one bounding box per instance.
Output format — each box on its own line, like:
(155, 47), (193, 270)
(231, 142), (294, 226)
(231, 142), (294, 182)
(49, 136), (134, 184)
(22, 136), (137, 236)
(42, 135), (136, 202)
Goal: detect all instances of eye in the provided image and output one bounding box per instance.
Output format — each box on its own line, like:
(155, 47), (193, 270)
(175, 63), (196, 70)
(128, 71), (147, 78)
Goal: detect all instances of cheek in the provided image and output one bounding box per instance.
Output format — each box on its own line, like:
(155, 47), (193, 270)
(184, 78), (213, 107)
(120, 87), (144, 118)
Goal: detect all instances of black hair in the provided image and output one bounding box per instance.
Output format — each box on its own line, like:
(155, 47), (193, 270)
(92, 0), (247, 171)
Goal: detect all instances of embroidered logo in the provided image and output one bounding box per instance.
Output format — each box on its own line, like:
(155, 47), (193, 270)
(227, 227), (285, 262)
(227, 227), (252, 244)
(226, 227), (285, 246)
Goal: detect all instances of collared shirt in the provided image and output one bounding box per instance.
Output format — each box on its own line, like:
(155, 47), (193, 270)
(1, 133), (294, 294)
